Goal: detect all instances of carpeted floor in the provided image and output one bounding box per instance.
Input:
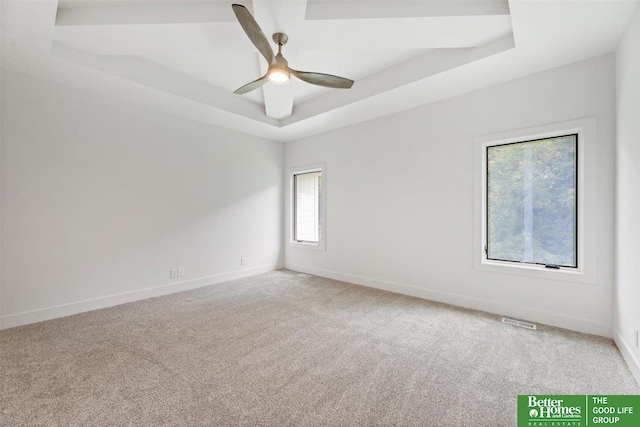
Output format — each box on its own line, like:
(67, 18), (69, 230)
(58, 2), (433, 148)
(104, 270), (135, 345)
(0, 270), (638, 426)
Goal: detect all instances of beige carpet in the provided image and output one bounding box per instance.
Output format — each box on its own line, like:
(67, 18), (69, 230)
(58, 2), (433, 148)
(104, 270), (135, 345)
(0, 270), (638, 426)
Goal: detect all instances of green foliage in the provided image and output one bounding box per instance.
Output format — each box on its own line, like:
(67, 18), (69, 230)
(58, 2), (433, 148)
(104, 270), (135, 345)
(487, 135), (577, 267)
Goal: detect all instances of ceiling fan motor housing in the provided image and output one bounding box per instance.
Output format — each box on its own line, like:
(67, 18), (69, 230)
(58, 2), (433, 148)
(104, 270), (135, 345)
(270, 34), (289, 79)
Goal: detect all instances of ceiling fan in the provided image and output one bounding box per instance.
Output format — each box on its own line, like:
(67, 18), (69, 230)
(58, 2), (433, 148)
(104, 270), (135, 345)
(231, 4), (355, 95)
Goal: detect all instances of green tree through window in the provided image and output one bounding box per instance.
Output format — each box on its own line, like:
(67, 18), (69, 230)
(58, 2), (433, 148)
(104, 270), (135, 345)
(487, 135), (577, 267)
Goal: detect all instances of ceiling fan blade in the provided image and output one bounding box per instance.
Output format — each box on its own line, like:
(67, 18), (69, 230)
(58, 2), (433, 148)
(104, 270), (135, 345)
(289, 69), (354, 89)
(234, 75), (268, 95)
(232, 4), (274, 65)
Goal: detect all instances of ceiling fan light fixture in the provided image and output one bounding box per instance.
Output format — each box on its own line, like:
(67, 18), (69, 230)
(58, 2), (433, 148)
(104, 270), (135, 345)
(267, 67), (290, 85)
(231, 5), (354, 95)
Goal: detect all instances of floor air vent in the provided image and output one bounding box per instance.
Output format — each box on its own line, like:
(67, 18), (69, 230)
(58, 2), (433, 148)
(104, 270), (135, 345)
(502, 317), (537, 330)
(297, 273), (312, 278)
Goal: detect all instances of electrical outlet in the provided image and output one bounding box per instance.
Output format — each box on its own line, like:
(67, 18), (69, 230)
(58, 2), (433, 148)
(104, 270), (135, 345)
(241, 258), (246, 266)
(376, 266), (383, 276)
(177, 268), (184, 278)
(635, 328), (638, 347)
(170, 268), (178, 278)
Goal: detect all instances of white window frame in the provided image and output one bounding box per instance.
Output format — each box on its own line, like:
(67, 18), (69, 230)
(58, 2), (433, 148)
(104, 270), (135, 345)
(473, 118), (597, 284)
(288, 163), (326, 251)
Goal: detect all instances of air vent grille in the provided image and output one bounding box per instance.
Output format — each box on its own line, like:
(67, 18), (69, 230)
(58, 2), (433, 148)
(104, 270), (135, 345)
(502, 317), (537, 330)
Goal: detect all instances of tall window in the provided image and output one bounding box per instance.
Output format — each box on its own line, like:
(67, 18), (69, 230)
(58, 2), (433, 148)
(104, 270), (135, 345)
(293, 170), (322, 243)
(486, 134), (577, 268)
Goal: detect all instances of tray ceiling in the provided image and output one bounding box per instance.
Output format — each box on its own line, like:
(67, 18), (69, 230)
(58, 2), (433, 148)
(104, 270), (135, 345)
(2, 0), (638, 141)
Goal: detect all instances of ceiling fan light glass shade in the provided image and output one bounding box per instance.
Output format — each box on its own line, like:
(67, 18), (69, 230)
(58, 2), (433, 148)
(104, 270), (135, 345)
(268, 67), (290, 84)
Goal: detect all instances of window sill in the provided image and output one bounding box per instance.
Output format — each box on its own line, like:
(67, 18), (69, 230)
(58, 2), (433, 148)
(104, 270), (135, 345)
(288, 240), (326, 251)
(475, 259), (595, 285)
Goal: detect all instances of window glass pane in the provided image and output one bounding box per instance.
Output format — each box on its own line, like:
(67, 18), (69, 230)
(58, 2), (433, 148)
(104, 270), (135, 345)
(487, 135), (577, 267)
(294, 171), (322, 242)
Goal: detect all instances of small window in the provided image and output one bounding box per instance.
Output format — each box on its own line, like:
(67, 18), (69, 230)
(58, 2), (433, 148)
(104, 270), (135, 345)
(486, 134), (578, 268)
(293, 170), (322, 244)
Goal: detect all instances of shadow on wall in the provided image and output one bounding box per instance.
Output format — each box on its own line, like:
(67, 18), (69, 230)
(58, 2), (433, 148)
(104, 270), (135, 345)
(1, 70), (284, 316)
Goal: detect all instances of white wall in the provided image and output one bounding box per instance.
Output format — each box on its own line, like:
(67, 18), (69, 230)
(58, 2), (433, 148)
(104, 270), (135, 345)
(614, 2), (640, 383)
(285, 54), (616, 337)
(0, 70), (283, 328)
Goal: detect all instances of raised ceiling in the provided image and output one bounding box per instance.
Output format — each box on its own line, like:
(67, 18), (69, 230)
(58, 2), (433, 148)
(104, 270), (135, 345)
(2, 0), (638, 141)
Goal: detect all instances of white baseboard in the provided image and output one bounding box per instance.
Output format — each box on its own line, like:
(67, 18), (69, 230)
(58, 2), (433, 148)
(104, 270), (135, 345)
(285, 263), (612, 338)
(0, 264), (280, 330)
(613, 330), (640, 387)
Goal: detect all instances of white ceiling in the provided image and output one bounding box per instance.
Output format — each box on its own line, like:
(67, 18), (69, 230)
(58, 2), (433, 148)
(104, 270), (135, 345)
(1, 0), (638, 141)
